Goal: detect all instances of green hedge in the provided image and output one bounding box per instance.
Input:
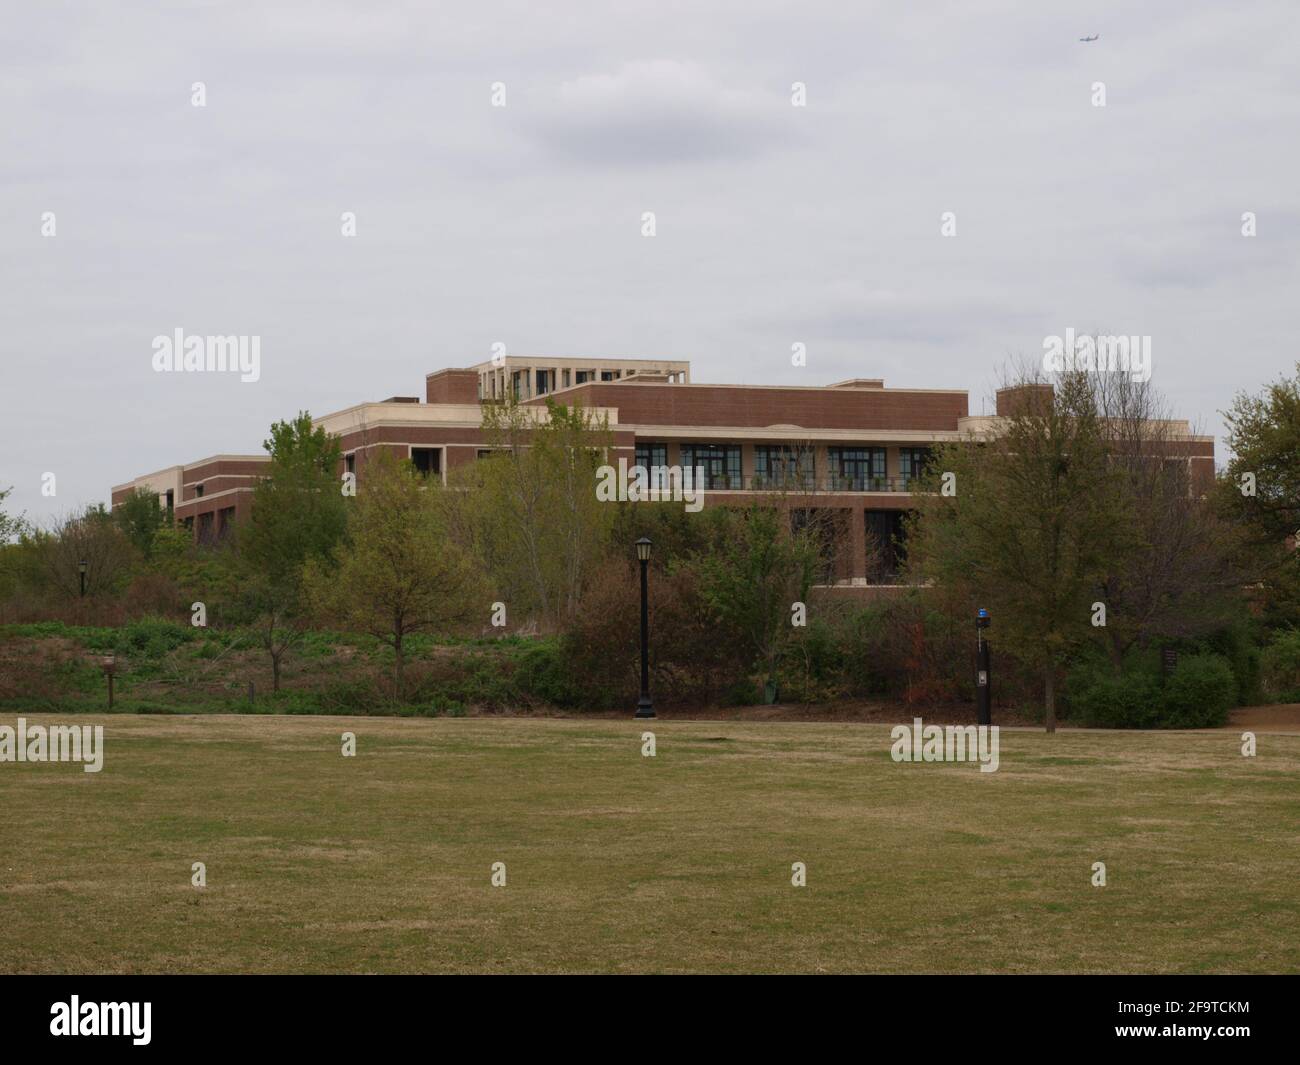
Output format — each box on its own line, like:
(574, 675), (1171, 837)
(1066, 652), (1236, 729)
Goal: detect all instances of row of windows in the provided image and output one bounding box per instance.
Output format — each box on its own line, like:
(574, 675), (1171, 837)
(631, 444), (934, 490)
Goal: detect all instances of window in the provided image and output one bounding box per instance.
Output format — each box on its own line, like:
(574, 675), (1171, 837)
(681, 444), (741, 489)
(217, 506), (236, 542)
(536, 370), (552, 395)
(899, 447), (933, 488)
(755, 446), (814, 489)
(562, 369), (571, 388)
(601, 370), (616, 381)
(634, 443), (669, 491)
(828, 447), (886, 490)
(194, 483), (205, 498)
(865, 510), (906, 584)
(345, 453), (356, 476)
(576, 370), (594, 384)
(410, 448), (441, 478)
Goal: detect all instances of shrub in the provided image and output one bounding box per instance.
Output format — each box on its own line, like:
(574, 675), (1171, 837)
(1065, 651), (1236, 728)
(1065, 664), (1162, 729)
(515, 640), (582, 708)
(116, 617), (194, 658)
(1161, 652), (1236, 728)
(1261, 628), (1300, 701)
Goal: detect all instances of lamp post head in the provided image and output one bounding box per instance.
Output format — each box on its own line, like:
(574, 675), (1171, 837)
(635, 537), (652, 563)
(976, 607), (990, 630)
(79, 559), (88, 575)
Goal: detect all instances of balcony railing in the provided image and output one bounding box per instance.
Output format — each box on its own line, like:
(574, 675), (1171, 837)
(715, 475), (920, 493)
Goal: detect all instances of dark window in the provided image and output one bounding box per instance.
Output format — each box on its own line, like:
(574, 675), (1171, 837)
(899, 447), (933, 487)
(164, 489), (174, 515)
(681, 444), (741, 489)
(829, 447), (886, 490)
(217, 506), (236, 542)
(634, 443), (667, 469)
(576, 370), (594, 384)
(194, 483), (205, 498)
(344, 453), (356, 475)
(411, 448), (442, 478)
(865, 510), (907, 583)
(755, 446), (815, 489)
(601, 370), (616, 381)
(197, 511), (215, 547)
(634, 443), (669, 491)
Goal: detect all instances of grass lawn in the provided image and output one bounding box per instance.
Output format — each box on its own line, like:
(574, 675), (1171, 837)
(1, 714), (1297, 974)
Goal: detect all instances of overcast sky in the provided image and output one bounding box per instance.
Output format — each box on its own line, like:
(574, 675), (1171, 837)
(3, 0), (1297, 525)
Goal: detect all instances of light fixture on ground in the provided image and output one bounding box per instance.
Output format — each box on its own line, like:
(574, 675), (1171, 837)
(635, 537), (654, 719)
(976, 607), (991, 726)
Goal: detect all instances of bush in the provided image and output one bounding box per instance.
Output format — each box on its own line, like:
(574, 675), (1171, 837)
(1161, 653), (1236, 728)
(1261, 628), (1300, 701)
(116, 617), (195, 658)
(1066, 664), (1163, 728)
(1066, 651), (1236, 728)
(515, 641), (582, 708)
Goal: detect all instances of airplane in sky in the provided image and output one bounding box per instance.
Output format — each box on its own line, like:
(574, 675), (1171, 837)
(1079, 34), (1100, 42)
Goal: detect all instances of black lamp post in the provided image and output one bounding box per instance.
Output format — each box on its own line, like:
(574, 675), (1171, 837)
(635, 537), (654, 719)
(975, 607), (991, 726)
(78, 559), (87, 598)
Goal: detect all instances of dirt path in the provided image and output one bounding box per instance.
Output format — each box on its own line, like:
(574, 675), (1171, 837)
(1228, 703), (1300, 732)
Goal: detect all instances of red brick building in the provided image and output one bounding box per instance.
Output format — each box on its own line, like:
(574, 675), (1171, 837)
(111, 356), (1217, 586)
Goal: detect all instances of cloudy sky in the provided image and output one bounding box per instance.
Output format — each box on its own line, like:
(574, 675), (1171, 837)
(3, 0), (1297, 525)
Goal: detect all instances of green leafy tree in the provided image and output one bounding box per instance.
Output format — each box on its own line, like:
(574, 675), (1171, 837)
(907, 371), (1123, 731)
(235, 411), (348, 690)
(0, 486), (29, 544)
(304, 451), (484, 696)
(445, 398), (613, 630)
(693, 505), (820, 699)
(113, 487), (169, 559)
(1216, 362), (1300, 627)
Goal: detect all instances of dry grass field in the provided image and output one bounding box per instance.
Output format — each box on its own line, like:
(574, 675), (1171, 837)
(1, 714), (1297, 973)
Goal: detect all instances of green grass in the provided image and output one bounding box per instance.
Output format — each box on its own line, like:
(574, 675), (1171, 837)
(1, 716), (1297, 973)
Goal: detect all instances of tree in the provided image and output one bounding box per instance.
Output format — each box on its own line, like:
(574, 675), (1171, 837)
(907, 370), (1122, 731)
(445, 398), (613, 630)
(35, 505), (138, 600)
(113, 487), (169, 559)
(0, 486), (29, 545)
(304, 451), (484, 696)
(235, 411), (348, 691)
(1089, 371), (1245, 668)
(1216, 362), (1300, 627)
(693, 505), (820, 699)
